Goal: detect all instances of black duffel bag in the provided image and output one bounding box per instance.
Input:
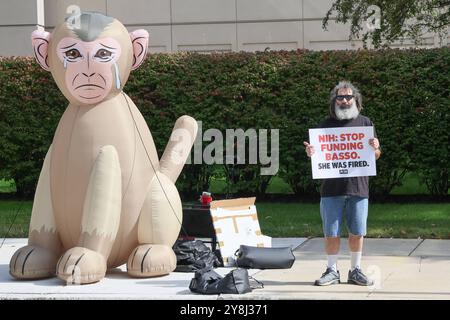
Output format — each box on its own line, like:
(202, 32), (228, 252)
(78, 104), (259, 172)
(173, 239), (221, 272)
(235, 245), (296, 269)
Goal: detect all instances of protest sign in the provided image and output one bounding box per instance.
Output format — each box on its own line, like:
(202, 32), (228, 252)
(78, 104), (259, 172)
(308, 126), (376, 179)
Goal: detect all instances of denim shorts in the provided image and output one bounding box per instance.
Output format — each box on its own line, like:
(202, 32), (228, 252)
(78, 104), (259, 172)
(320, 196), (369, 237)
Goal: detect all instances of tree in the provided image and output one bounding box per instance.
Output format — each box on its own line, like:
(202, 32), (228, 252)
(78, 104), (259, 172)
(323, 0), (450, 48)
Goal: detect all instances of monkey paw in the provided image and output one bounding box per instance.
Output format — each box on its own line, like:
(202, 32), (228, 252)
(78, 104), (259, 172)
(127, 244), (176, 278)
(56, 247), (106, 285)
(10, 245), (58, 280)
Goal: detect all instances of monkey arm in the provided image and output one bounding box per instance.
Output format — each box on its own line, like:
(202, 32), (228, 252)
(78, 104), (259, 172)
(28, 145), (61, 253)
(158, 115), (198, 183)
(56, 145), (122, 284)
(78, 145), (122, 257)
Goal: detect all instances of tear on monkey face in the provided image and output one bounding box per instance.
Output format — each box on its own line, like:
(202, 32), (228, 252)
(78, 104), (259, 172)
(56, 37), (122, 105)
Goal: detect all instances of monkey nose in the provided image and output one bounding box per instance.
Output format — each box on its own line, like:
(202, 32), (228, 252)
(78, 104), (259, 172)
(82, 72), (96, 78)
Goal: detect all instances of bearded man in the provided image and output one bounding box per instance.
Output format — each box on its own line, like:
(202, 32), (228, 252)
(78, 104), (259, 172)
(303, 81), (381, 286)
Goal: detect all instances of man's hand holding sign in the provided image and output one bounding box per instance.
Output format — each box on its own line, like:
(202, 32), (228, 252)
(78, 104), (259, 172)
(304, 127), (380, 179)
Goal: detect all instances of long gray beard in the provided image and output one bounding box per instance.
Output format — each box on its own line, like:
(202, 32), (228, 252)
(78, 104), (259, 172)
(335, 101), (359, 120)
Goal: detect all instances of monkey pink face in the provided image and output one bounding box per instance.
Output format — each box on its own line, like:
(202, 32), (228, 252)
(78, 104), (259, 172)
(56, 37), (122, 105)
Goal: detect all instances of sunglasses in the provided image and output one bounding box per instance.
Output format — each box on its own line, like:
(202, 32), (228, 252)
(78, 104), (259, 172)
(336, 95), (354, 101)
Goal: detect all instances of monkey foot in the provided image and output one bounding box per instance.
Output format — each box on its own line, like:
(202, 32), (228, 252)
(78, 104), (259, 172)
(9, 245), (58, 280)
(127, 244), (176, 278)
(56, 247), (106, 285)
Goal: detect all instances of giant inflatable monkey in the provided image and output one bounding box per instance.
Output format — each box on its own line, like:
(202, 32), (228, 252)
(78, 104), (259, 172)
(9, 12), (198, 284)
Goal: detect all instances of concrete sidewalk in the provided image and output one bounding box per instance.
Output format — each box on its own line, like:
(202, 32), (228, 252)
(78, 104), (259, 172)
(1, 238), (449, 300)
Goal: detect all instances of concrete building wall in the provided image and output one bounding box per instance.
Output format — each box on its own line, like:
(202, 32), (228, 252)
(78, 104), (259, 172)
(0, 0), (44, 56)
(0, 0), (448, 56)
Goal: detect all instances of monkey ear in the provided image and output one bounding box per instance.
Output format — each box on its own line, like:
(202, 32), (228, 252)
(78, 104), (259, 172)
(31, 29), (51, 71)
(130, 29), (149, 70)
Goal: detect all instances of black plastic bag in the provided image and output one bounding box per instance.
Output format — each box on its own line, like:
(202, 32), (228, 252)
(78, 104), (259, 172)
(173, 239), (221, 272)
(217, 268), (253, 294)
(235, 245), (296, 269)
(189, 267), (256, 295)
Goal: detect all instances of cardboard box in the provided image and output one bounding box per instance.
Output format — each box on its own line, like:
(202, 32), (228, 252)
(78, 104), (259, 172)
(210, 197), (266, 266)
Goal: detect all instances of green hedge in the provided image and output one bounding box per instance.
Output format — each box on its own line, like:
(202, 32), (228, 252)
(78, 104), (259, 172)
(0, 49), (448, 197)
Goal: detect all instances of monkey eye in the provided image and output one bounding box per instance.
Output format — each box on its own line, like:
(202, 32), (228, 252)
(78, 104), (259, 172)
(64, 49), (82, 60)
(94, 49), (113, 60)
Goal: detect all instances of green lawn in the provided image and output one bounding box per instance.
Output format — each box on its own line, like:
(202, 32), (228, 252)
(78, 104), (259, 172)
(1, 173), (448, 239)
(1, 200), (449, 239)
(0, 201), (33, 238)
(256, 202), (450, 239)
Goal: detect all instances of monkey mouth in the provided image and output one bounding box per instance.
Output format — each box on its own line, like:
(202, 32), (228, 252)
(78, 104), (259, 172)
(74, 84), (106, 101)
(78, 95), (102, 100)
(74, 84), (105, 90)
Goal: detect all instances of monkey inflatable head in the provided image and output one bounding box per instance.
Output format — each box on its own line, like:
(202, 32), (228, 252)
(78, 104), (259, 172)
(31, 12), (148, 105)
